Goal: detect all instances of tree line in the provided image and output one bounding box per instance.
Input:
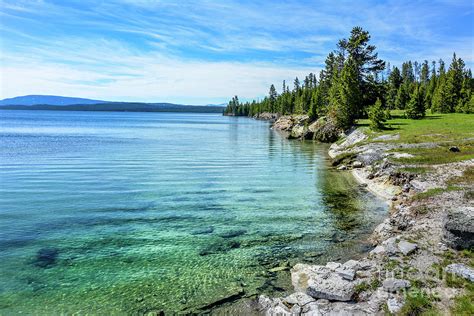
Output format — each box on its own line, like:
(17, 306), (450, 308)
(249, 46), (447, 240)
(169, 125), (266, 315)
(224, 27), (473, 129)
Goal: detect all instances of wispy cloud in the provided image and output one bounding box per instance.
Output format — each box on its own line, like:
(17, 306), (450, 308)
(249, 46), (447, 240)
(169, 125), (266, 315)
(0, 0), (472, 103)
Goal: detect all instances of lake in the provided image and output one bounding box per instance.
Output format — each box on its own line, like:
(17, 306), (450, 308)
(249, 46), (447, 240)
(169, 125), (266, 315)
(0, 110), (386, 314)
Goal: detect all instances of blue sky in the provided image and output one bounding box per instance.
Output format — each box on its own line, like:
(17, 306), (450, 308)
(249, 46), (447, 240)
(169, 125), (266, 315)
(1, 0), (473, 104)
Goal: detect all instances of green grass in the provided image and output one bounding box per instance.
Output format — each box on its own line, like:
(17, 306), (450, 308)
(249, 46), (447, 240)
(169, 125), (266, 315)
(399, 288), (440, 316)
(331, 151), (356, 166)
(398, 166), (432, 175)
(357, 112), (474, 144)
(357, 112), (474, 165)
(390, 144), (474, 165)
(412, 186), (462, 200)
(452, 294), (474, 316)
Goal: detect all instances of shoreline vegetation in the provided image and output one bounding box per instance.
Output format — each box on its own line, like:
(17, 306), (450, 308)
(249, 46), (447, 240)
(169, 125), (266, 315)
(223, 27), (473, 315)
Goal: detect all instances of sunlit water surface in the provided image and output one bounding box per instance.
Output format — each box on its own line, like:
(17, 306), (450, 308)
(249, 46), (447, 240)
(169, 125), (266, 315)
(0, 110), (386, 314)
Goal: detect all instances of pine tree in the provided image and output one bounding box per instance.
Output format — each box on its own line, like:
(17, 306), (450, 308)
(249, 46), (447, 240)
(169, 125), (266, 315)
(406, 85), (425, 119)
(432, 59), (450, 113)
(395, 83), (410, 109)
(387, 67), (402, 109)
(368, 98), (386, 130)
(269, 84), (278, 113)
(425, 61), (437, 111)
(308, 87), (323, 120)
(337, 26), (385, 113)
(420, 60), (429, 85)
(332, 59), (361, 129)
(456, 73), (473, 113)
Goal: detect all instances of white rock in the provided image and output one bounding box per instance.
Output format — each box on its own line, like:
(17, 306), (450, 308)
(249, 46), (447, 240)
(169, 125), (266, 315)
(397, 240), (418, 255)
(382, 237), (399, 256)
(337, 165), (348, 170)
(392, 152), (415, 159)
(283, 292), (315, 306)
(352, 161), (364, 168)
(382, 278), (411, 292)
(374, 134), (400, 141)
(445, 264), (474, 282)
(369, 245), (386, 257)
(326, 262), (342, 271)
(291, 264), (355, 301)
(342, 259), (362, 271)
(387, 296), (405, 314)
(335, 267), (356, 281)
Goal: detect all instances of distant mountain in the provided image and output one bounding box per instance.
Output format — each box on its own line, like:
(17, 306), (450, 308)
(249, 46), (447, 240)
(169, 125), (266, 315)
(0, 95), (107, 106)
(0, 95), (225, 113)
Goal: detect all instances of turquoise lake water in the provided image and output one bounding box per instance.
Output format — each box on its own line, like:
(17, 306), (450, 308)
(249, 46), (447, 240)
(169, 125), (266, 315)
(0, 110), (386, 314)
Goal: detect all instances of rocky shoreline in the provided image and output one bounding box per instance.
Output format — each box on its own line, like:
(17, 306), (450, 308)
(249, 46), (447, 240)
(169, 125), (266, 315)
(253, 114), (473, 315)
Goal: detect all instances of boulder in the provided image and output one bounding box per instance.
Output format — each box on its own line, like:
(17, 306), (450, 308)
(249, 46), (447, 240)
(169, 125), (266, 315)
(445, 264), (474, 282)
(255, 112), (280, 122)
(283, 292), (316, 306)
(272, 116), (294, 131)
(382, 278), (411, 292)
(309, 117), (342, 143)
(444, 207), (474, 250)
(257, 296), (293, 315)
(335, 266), (356, 281)
(397, 240), (417, 255)
(369, 245), (386, 257)
(291, 264), (356, 301)
(288, 124), (308, 139)
(326, 262), (342, 271)
(449, 146), (460, 152)
(337, 165), (348, 170)
(382, 237), (399, 256)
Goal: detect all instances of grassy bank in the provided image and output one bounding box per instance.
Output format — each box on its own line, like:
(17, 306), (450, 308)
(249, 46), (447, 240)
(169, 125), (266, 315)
(357, 112), (474, 165)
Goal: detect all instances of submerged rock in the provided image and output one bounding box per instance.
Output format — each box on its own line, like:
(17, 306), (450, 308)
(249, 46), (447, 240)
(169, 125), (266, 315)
(198, 240), (240, 256)
(219, 229), (246, 238)
(33, 247), (59, 268)
(191, 226), (214, 235)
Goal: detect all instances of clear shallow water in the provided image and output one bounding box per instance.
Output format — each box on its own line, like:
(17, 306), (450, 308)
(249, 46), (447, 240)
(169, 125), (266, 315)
(0, 110), (386, 314)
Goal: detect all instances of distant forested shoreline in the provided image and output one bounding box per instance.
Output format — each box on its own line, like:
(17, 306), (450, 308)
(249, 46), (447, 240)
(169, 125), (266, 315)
(224, 27), (473, 129)
(1, 103), (225, 113)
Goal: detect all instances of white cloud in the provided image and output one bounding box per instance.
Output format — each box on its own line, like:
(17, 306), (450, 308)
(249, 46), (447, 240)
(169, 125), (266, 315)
(0, 45), (318, 104)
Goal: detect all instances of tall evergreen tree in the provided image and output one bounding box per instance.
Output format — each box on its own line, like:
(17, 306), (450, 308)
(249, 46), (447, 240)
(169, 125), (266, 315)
(431, 60), (446, 112)
(387, 67), (402, 109)
(331, 58), (361, 129)
(406, 85), (425, 119)
(268, 84), (278, 112)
